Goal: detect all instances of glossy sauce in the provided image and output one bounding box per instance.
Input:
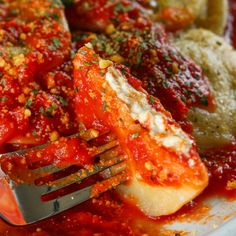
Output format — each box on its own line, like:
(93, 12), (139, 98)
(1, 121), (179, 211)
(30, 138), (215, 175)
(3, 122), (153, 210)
(70, 0), (214, 123)
(227, 0), (236, 48)
(0, 1), (235, 235)
(73, 47), (208, 189)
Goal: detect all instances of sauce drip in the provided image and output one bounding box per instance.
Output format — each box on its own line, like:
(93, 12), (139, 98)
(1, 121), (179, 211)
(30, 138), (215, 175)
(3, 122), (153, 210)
(0, 0), (235, 235)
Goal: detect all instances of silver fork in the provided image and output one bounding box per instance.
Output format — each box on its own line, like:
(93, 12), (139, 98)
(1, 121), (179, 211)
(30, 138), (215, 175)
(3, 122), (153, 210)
(0, 130), (127, 226)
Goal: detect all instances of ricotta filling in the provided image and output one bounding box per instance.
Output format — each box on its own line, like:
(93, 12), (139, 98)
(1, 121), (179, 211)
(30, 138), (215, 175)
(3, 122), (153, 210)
(105, 66), (193, 155)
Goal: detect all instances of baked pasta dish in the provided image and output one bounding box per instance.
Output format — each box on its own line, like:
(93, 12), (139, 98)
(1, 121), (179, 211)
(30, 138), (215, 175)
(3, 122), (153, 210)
(0, 0), (235, 235)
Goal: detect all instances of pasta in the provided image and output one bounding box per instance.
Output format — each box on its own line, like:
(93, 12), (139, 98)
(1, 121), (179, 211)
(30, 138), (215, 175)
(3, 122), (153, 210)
(173, 29), (236, 150)
(0, 0), (235, 235)
(157, 0), (228, 34)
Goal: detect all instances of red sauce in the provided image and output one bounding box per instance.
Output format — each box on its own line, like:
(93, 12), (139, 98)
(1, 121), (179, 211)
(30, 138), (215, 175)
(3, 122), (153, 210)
(0, 1), (75, 151)
(155, 7), (195, 32)
(0, 0), (235, 235)
(1, 137), (94, 175)
(70, 0), (214, 122)
(73, 46), (208, 188)
(0, 184), (230, 236)
(227, 0), (236, 48)
(202, 143), (236, 197)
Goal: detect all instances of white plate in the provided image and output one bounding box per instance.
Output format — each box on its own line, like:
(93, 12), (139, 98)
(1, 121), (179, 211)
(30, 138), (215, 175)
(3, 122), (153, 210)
(165, 196), (236, 235)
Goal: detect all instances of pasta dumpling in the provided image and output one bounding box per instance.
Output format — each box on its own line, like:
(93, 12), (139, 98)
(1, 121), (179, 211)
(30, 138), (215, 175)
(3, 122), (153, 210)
(156, 0), (228, 35)
(173, 29), (236, 150)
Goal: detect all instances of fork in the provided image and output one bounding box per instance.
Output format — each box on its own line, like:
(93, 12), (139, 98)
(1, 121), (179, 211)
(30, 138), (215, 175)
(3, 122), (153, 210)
(0, 129), (127, 226)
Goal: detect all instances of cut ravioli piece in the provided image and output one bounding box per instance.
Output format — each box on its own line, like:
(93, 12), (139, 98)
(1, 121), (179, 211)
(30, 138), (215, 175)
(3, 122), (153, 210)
(73, 45), (209, 216)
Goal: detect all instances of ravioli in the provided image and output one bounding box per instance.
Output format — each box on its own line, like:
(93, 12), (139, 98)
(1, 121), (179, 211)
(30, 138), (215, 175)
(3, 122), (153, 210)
(157, 0), (207, 19)
(173, 29), (236, 150)
(157, 0), (228, 35)
(73, 45), (209, 217)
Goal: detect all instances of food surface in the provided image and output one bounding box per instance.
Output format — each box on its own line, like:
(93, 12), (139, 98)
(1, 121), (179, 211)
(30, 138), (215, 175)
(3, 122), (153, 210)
(173, 29), (236, 150)
(0, 0), (74, 149)
(71, 0), (214, 124)
(0, 0), (235, 235)
(73, 45), (208, 216)
(155, 0), (228, 35)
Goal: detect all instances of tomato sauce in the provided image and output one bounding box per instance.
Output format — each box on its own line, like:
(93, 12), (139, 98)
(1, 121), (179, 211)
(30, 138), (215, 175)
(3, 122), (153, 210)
(0, 0), (235, 235)
(227, 0), (236, 48)
(71, 0), (214, 122)
(202, 143), (236, 197)
(73, 46), (208, 189)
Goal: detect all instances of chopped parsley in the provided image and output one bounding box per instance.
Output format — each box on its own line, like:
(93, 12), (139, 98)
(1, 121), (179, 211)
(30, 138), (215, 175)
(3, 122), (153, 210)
(0, 96), (7, 102)
(131, 132), (139, 139)
(162, 81), (169, 89)
(72, 33), (88, 42)
(105, 44), (115, 55)
(136, 51), (143, 66)
(45, 104), (58, 113)
(45, 12), (60, 21)
(61, 0), (75, 7)
(180, 95), (187, 103)
(74, 87), (79, 93)
(163, 54), (171, 62)
(149, 96), (155, 104)
(32, 129), (37, 136)
(32, 89), (39, 95)
(58, 96), (68, 107)
(200, 96), (208, 106)
(49, 37), (61, 50)
(100, 70), (105, 76)
(114, 3), (133, 13)
(84, 61), (91, 66)
(102, 101), (107, 112)
(39, 107), (45, 115)
(25, 98), (33, 107)
(40, 104), (58, 118)
(10, 9), (19, 15)
(0, 78), (6, 85)
(167, 66), (174, 75)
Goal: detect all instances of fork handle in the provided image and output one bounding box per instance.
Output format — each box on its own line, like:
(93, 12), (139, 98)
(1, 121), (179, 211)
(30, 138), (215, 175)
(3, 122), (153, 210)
(0, 173), (26, 225)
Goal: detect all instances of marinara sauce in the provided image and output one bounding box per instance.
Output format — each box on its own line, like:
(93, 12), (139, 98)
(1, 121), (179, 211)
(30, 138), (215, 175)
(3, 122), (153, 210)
(0, 1), (235, 236)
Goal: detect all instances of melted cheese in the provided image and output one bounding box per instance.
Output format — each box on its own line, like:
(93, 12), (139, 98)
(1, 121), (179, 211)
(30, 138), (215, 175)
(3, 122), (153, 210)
(105, 67), (193, 155)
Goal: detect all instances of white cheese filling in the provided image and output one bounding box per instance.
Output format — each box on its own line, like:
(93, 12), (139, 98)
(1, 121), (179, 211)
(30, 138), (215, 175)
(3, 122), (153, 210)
(105, 66), (193, 155)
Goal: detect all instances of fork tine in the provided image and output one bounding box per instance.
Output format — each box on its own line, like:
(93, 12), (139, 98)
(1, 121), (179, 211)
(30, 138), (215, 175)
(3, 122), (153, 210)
(1, 134), (120, 189)
(32, 139), (119, 178)
(78, 129), (100, 141)
(35, 156), (124, 191)
(33, 165), (67, 174)
(92, 140), (119, 156)
(90, 171), (128, 198)
(18, 173), (127, 223)
(0, 158), (127, 225)
(0, 129), (129, 226)
(41, 171), (128, 217)
(0, 129), (99, 158)
(98, 149), (120, 160)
